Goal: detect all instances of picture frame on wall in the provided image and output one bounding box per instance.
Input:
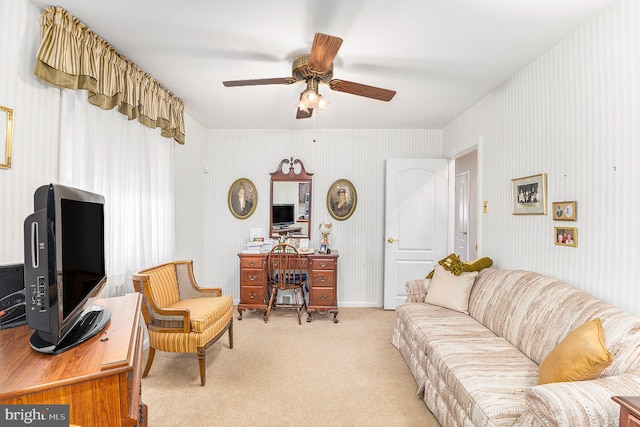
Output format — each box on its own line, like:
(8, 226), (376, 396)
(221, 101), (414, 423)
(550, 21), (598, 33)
(228, 178), (257, 219)
(0, 105), (13, 169)
(555, 227), (578, 247)
(327, 179), (357, 221)
(552, 201), (577, 221)
(511, 173), (547, 215)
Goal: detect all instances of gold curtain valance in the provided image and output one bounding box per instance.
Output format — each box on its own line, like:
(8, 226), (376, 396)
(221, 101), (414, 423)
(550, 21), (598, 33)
(34, 6), (185, 144)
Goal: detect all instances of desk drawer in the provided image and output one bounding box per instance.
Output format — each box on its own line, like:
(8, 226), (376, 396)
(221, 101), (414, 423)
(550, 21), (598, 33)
(241, 257), (264, 269)
(310, 287), (336, 307)
(241, 269), (264, 286)
(311, 258), (335, 270)
(240, 286), (265, 304)
(311, 270), (335, 287)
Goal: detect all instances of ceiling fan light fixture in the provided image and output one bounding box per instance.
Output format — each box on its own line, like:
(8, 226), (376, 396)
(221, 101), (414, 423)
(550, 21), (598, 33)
(317, 95), (329, 110)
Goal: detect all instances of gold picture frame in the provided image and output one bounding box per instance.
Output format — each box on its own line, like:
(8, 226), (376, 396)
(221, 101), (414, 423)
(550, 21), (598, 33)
(511, 173), (547, 215)
(0, 105), (13, 169)
(555, 227), (578, 247)
(327, 179), (357, 221)
(552, 201), (577, 221)
(228, 178), (257, 219)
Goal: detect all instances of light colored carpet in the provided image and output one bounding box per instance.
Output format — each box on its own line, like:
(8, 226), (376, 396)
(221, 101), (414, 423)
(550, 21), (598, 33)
(141, 307), (440, 427)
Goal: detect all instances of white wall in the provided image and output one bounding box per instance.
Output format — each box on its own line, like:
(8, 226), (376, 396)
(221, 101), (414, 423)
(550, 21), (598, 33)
(199, 129), (442, 306)
(0, 1), (60, 264)
(443, 0), (640, 315)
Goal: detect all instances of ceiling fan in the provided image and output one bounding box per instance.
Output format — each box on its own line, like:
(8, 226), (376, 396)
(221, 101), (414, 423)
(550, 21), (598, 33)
(222, 33), (396, 119)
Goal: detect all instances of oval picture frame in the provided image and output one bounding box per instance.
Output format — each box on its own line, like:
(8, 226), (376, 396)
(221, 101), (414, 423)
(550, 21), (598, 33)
(327, 179), (357, 221)
(228, 178), (257, 219)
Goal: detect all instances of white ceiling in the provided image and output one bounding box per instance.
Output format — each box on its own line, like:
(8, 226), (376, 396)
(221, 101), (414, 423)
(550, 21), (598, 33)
(28, 0), (617, 130)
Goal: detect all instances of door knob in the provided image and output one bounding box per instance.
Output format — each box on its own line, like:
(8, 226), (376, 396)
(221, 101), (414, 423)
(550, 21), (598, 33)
(387, 237), (399, 243)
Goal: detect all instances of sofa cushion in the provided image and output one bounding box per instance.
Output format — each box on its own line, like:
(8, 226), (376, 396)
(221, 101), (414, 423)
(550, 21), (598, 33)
(538, 318), (613, 385)
(425, 264), (478, 313)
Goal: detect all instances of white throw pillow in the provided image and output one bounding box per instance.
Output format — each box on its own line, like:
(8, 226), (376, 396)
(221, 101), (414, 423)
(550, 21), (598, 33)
(424, 264), (478, 314)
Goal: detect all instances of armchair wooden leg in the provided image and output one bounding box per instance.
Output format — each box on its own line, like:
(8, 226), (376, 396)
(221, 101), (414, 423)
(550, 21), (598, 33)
(143, 347), (156, 378)
(197, 347), (206, 386)
(228, 321), (234, 349)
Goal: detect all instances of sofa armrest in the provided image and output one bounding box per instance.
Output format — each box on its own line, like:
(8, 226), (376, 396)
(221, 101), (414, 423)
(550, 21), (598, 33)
(405, 278), (431, 303)
(524, 372), (640, 426)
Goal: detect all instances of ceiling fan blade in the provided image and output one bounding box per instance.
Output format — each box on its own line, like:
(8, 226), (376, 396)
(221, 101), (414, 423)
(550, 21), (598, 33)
(296, 108), (313, 119)
(329, 79), (396, 101)
(223, 77), (294, 87)
(308, 33), (343, 74)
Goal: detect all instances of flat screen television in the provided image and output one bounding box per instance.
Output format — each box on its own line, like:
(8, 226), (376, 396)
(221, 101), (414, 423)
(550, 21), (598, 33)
(23, 184), (110, 354)
(272, 204), (295, 228)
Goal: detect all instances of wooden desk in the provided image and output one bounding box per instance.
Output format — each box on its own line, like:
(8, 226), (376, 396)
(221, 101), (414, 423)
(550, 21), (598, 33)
(238, 251), (339, 322)
(0, 293), (146, 427)
(613, 396), (640, 427)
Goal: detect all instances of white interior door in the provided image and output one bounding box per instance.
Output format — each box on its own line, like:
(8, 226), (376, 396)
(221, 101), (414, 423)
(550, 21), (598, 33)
(383, 159), (448, 309)
(454, 171), (470, 261)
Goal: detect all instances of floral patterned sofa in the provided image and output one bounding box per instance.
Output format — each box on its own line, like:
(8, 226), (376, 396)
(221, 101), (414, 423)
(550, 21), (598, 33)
(392, 267), (640, 426)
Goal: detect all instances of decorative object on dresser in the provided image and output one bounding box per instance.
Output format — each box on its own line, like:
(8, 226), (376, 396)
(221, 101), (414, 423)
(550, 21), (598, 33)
(0, 293), (147, 427)
(228, 178), (257, 219)
(238, 251), (339, 323)
(270, 157), (313, 239)
(511, 172), (547, 215)
(264, 243), (308, 325)
(318, 221), (332, 253)
(327, 179), (357, 220)
(0, 105), (12, 169)
(132, 260), (234, 386)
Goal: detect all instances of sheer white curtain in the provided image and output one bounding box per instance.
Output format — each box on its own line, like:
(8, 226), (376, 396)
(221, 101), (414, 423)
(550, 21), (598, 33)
(58, 88), (175, 295)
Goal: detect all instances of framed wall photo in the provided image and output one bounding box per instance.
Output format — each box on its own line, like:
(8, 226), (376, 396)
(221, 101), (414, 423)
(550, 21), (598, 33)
(555, 227), (578, 247)
(511, 173), (547, 215)
(552, 201), (577, 221)
(0, 105), (13, 169)
(228, 178), (257, 219)
(327, 179), (357, 221)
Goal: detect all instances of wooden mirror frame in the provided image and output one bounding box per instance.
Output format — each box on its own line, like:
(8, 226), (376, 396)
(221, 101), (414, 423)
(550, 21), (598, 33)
(270, 158), (313, 239)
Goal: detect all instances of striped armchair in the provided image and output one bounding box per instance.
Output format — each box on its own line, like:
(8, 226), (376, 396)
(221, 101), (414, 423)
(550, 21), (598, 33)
(132, 260), (233, 386)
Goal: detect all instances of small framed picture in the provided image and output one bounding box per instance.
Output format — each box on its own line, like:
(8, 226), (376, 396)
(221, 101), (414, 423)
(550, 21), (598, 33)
(319, 243), (328, 254)
(511, 173), (547, 215)
(555, 227), (578, 247)
(228, 178), (257, 219)
(327, 179), (357, 221)
(552, 201), (577, 221)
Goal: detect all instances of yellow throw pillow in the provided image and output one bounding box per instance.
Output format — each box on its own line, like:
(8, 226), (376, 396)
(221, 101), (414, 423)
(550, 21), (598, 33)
(426, 253), (493, 278)
(538, 318), (613, 385)
(424, 264), (478, 314)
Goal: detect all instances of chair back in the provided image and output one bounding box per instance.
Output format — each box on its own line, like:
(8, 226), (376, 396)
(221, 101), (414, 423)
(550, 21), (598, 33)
(267, 243), (306, 290)
(137, 263), (181, 308)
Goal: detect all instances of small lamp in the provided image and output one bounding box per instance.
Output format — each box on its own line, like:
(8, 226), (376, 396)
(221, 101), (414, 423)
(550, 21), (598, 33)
(319, 221), (332, 253)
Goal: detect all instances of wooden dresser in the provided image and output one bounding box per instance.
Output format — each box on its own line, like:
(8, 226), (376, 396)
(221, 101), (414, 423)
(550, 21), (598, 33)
(613, 396), (640, 427)
(0, 293), (146, 426)
(238, 251), (339, 322)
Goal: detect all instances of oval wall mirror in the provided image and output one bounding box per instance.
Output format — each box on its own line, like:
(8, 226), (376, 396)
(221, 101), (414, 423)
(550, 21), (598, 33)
(270, 158), (313, 240)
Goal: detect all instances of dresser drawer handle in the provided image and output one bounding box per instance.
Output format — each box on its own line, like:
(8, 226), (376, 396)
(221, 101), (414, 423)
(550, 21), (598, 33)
(248, 261), (257, 267)
(319, 276), (327, 282)
(249, 293), (256, 299)
(319, 294), (327, 301)
(248, 275), (257, 281)
(319, 262), (328, 268)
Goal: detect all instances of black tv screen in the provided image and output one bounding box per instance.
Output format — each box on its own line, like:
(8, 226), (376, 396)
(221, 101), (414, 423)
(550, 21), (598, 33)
(24, 184), (110, 354)
(272, 204), (295, 227)
(60, 198), (105, 319)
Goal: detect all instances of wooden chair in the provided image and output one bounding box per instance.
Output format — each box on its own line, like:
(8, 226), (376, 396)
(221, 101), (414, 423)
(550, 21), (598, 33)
(265, 243), (308, 325)
(132, 260), (233, 386)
